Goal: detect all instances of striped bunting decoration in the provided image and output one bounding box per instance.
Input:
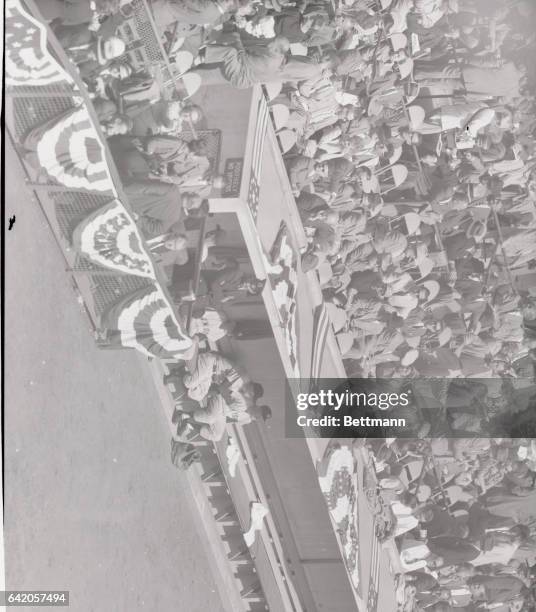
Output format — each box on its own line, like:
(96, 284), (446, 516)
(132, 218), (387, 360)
(25, 105), (115, 193)
(247, 93), (269, 219)
(366, 533), (381, 612)
(267, 222), (300, 377)
(100, 284), (193, 360)
(5, 0), (75, 88)
(72, 199), (156, 279)
(310, 303), (330, 388)
(317, 442), (360, 592)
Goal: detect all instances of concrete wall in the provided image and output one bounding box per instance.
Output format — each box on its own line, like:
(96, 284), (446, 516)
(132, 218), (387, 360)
(192, 85), (253, 176)
(229, 337), (359, 612)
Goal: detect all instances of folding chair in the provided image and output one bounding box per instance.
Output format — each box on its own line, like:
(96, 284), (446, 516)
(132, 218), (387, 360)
(389, 145), (403, 165)
(270, 104), (290, 131)
(175, 50), (194, 75)
(389, 33), (408, 52)
(180, 72), (202, 98)
(407, 105), (426, 131)
(264, 81), (283, 102)
(290, 43), (308, 56)
(145, 234), (171, 252)
(376, 163), (409, 195)
(277, 129), (297, 154)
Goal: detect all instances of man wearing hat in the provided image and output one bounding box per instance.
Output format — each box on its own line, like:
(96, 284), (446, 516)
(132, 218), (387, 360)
(122, 178), (205, 239)
(53, 21), (126, 75)
(150, 0), (238, 30)
(189, 33), (290, 89)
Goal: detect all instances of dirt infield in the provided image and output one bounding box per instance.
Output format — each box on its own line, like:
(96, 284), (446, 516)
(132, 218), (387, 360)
(4, 142), (225, 612)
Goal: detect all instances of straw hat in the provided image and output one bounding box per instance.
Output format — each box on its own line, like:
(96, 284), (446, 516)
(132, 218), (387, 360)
(401, 348), (419, 366)
(417, 258), (434, 280)
(175, 50), (194, 74)
(390, 33), (408, 51)
(397, 57), (413, 80)
(337, 332), (355, 356)
(326, 303), (347, 333)
(403, 82), (420, 105)
(403, 212), (421, 235)
(405, 335), (421, 348)
(367, 96), (385, 117)
(97, 36), (125, 65)
(437, 327), (452, 347)
(465, 219), (487, 242)
(421, 280), (440, 303)
(416, 485), (432, 502)
(181, 72), (202, 97)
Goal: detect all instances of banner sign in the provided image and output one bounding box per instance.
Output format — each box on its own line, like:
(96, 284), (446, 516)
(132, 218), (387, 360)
(222, 158), (244, 197)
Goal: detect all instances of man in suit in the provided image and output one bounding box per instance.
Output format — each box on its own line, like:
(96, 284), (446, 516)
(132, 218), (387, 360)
(149, 0), (238, 30)
(40, 0), (94, 25)
(123, 178), (206, 238)
(467, 575), (527, 606)
(52, 21), (126, 77)
(191, 33), (290, 89)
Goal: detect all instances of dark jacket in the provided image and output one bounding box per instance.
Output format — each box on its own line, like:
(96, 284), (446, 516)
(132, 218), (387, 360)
(123, 179), (184, 238)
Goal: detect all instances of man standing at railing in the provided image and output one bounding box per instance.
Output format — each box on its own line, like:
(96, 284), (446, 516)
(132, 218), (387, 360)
(52, 19), (126, 77)
(150, 0), (239, 31)
(40, 0), (124, 26)
(123, 177), (208, 238)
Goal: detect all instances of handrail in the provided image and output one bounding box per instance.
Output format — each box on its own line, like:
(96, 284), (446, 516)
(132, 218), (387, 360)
(186, 216), (208, 332)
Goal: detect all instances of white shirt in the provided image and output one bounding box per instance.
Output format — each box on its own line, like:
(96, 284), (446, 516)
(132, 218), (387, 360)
(471, 541), (519, 567)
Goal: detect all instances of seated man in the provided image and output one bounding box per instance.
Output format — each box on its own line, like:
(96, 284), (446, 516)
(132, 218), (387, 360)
(187, 33), (289, 89)
(204, 263), (266, 305)
(100, 114), (133, 137)
(122, 176), (207, 238)
(90, 96), (134, 136)
(182, 351), (244, 402)
(53, 20), (126, 78)
(127, 101), (204, 137)
(467, 575), (527, 607)
(175, 390), (271, 442)
(178, 390), (228, 442)
(217, 378), (264, 425)
(285, 154), (320, 195)
(150, 0), (239, 30)
(85, 60), (133, 97)
(40, 0), (123, 25)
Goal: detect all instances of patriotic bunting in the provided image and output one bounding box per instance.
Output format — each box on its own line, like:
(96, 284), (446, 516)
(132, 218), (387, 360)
(310, 303), (330, 388)
(317, 442), (360, 591)
(25, 105), (115, 193)
(247, 94), (268, 219)
(100, 284), (193, 360)
(266, 222), (300, 377)
(5, 0), (75, 88)
(72, 199), (156, 279)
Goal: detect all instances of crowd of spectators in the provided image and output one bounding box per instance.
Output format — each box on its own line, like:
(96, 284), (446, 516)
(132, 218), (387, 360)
(171, 0), (536, 381)
(363, 436), (536, 611)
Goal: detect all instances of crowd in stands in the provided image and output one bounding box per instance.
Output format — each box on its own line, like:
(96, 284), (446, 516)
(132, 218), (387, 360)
(363, 436), (536, 611)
